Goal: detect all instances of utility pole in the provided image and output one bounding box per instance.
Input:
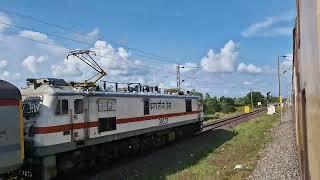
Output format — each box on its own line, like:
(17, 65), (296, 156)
(251, 89), (254, 111)
(277, 56), (283, 123)
(277, 55), (291, 122)
(277, 56), (281, 103)
(176, 64), (181, 91)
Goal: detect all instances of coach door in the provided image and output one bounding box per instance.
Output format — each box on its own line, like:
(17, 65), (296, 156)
(69, 96), (88, 142)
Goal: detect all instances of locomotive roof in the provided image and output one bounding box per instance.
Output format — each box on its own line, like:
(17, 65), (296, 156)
(21, 84), (199, 99)
(0, 80), (21, 99)
(56, 91), (200, 99)
(21, 78), (200, 99)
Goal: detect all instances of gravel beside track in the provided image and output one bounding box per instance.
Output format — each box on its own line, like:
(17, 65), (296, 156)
(249, 107), (301, 180)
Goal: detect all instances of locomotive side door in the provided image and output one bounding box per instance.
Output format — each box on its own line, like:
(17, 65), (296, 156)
(69, 95), (88, 142)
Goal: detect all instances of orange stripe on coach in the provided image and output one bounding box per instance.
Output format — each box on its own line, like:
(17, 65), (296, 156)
(33, 111), (200, 134)
(0, 99), (19, 106)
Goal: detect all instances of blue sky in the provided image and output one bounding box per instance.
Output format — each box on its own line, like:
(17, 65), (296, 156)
(0, 0), (295, 97)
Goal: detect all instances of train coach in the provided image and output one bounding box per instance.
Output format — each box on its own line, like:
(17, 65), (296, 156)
(21, 78), (203, 180)
(0, 80), (24, 177)
(293, 0), (320, 179)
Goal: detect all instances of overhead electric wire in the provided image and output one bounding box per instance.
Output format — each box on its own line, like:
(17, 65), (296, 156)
(0, 21), (100, 47)
(0, 31), (69, 50)
(0, 20), (179, 65)
(0, 8), (181, 64)
(0, 9), (200, 86)
(0, 31), (180, 77)
(0, 9), (203, 82)
(0, 21), (189, 77)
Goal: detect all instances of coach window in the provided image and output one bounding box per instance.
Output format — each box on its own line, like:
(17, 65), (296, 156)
(55, 99), (69, 115)
(144, 100), (150, 115)
(74, 99), (84, 114)
(98, 117), (116, 132)
(186, 99), (192, 112)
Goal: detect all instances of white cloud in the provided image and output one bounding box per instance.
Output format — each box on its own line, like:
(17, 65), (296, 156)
(74, 28), (100, 42)
(87, 28), (99, 39)
(51, 58), (83, 77)
(50, 40), (151, 83)
(242, 11), (294, 37)
(0, 70), (21, 82)
(19, 30), (49, 42)
(271, 27), (292, 36)
(237, 62), (263, 74)
(0, 14), (11, 32)
(0, 14), (285, 97)
(0, 60), (7, 69)
(200, 40), (239, 73)
(22, 56), (47, 73)
(243, 81), (253, 85)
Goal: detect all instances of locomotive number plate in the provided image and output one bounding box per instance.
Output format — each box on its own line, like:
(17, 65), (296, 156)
(98, 99), (116, 111)
(159, 117), (168, 125)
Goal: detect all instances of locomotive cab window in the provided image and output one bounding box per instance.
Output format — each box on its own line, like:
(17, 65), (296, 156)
(144, 100), (150, 115)
(55, 99), (69, 115)
(74, 99), (84, 114)
(186, 99), (192, 112)
(23, 97), (41, 119)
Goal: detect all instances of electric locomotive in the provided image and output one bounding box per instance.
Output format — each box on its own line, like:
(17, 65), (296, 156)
(21, 78), (203, 180)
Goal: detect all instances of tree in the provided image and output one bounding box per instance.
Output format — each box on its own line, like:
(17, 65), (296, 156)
(245, 91), (265, 107)
(235, 97), (246, 107)
(208, 96), (221, 114)
(268, 95), (278, 104)
(202, 93), (222, 115)
(190, 89), (203, 99)
(220, 96), (236, 113)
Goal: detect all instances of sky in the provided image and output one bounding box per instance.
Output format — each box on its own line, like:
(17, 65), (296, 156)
(0, 0), (295, 97)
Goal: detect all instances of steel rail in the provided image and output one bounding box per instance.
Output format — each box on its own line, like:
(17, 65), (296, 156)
(201, 108), (267, 133)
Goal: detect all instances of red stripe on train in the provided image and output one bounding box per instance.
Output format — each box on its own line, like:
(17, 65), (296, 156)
(0, 99), (19, 106)
(33, 111), (200, 134)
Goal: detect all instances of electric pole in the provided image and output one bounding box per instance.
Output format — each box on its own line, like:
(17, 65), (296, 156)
(277, 56), (281, 104)
(250, 89), (254, 111)
(176, 64), (203, 92)
(176, 64), (181, 91)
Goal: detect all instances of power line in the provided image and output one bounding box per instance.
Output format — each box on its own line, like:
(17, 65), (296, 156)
(0, 31), (179, 77)
(0, 10), (200, 86)
(0, 8), (181, 64)
(0, 21), (176, 73)
(0, 20), (179, 65)
(0, 21), (94, 47)
(0, 31), (69, 50)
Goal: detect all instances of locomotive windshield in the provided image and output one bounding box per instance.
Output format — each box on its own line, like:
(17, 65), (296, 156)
(23, 97), (41, 119)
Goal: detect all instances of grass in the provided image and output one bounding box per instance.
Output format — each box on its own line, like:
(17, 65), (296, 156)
(98, 112), (279, 180)
(204, 107), (245, 123)
(167, 112), (280, 180)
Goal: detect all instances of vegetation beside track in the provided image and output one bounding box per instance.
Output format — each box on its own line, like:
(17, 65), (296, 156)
(204, 106), (244, 123)
(92, 112), (279, 179)
(167, 112), (280, 179)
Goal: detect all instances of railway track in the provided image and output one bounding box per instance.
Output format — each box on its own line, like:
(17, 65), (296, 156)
(201, 108), (267, 133)
(53, 108), (267, 179)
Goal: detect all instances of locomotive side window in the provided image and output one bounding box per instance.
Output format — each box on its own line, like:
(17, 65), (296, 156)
(98, 117), (116, 132)
(74, 99), (84, 114)
(144, 100), (150, 115)
(186, 99), (192, 112)
(55, 99), (69, 115)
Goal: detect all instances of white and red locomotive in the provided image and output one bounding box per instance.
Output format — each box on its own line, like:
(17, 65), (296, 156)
(21, 78), (203, 179)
